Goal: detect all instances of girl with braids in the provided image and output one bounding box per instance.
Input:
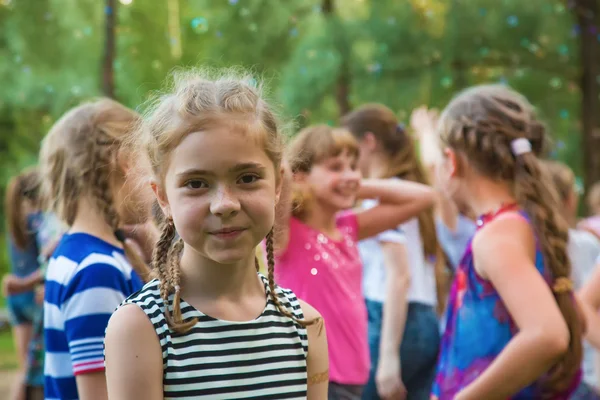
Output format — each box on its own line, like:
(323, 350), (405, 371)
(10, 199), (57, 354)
(341, 104), (448, 400)
(104, 69), (329, 399)
(431, 84), (584, 400)
(39, 99), (150, 400)
(275, 124), (436, 399)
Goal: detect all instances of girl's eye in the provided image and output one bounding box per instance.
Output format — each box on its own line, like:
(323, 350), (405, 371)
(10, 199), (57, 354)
(329, 163), (343, 172)
(185, 180), (207, 189)
(238, 174), (260, 184)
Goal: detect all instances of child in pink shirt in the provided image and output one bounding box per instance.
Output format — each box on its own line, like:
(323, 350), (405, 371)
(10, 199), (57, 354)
(274, 125), (436, 399)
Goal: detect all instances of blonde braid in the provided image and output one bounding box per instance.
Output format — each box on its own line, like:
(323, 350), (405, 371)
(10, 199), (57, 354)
(89, 132), (151, 281)
(152, 218), (176, 315)
(265, 230), (320, 329)
(166, 238), (197, 334)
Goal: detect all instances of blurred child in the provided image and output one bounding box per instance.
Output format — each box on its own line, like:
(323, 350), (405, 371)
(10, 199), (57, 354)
(275, 124), (436, 399)
(342, 104), (445, 400)
(432, 85), (583, 399)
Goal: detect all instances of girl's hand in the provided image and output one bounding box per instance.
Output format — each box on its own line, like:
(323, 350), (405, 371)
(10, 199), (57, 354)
(376, 354), (406, 400)
(2, 274), (25, 297)
(410, 106), (438, 139)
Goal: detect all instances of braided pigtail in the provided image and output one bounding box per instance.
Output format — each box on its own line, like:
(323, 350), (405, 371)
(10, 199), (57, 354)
(153, 218), (176, 324)
(90, 134), (151, 282)
(165, 238), (197, 334)
(265, 229), (320, 329)
(514, 151), (583, 397)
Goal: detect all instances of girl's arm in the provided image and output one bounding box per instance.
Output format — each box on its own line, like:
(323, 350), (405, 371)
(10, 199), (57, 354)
(2, 269), (43, 296)
(376, 241), (410, 399)
(356, 179), (435, 241)
(299, 300), (329, 399)
(457, 215), (569, 400)
(578, 261), (600, 348)
(104, 305), (163, 400)
(411, 106), (461, 232)
(273, 162), (293, 254)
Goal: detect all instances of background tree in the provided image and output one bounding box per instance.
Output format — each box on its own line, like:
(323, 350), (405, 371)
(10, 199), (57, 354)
(0, 0), (587, 274)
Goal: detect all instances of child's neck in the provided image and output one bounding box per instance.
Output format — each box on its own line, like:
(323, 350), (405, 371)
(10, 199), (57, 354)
(365, 154), (389, 179)
(179, 247), (264, 302)
(70, 196), (122, 248)
(302, 202), (341, 239)
(466, 177), (517, 217)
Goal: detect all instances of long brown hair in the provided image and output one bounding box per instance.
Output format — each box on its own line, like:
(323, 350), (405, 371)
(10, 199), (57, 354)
(438, 84), (582, 397)
(5, 167), (40, 249)
(132, 68), (319, 333)
(341, 104), (449, 314)
(39, 98), (151, 282)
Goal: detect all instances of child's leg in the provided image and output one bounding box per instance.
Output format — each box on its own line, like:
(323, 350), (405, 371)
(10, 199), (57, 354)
(400, 303), (440, 400)
(7, 293), (37, 400)
(9, 323), (33, 400)
(25, 385), (44, 400)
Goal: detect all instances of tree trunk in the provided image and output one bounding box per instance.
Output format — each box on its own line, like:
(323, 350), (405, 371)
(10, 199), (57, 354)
(322, 0), (351, 116)
(102, 0), (117, 98)
(574, 0), (600, 201)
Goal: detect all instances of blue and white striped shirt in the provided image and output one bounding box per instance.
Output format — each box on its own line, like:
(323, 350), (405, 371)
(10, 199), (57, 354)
(43, 233), (143, 400)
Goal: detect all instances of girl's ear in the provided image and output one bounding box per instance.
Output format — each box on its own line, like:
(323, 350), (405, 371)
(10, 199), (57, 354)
(444, 148), (459, 178)
(362, 132), (377, 152)
(151, 180), (171, 218)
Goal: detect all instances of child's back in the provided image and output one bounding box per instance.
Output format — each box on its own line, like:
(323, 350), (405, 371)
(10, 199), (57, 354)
(434, 208), (580, 399)
(44, 233), (143, 399)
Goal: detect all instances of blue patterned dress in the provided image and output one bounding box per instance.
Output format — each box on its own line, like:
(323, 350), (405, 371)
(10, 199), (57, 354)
(432, 206), (580, 399)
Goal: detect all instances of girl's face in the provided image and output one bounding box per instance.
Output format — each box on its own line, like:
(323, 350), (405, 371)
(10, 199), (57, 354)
(155, 126), (280, 265)
(298, 148), (361, 213)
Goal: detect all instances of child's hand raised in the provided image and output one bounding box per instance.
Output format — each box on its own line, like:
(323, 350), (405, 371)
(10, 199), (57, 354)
(410, 106), (439, 139)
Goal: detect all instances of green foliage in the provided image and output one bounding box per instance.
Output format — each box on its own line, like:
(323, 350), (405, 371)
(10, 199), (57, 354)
(0, 0), (586, 276)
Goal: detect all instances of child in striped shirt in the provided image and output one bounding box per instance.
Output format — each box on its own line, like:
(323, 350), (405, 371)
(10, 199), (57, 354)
(40, 99), (151, 400)
(104, 69), (329, 399)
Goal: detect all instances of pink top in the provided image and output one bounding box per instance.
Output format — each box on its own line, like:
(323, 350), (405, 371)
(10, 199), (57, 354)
(275, 212), (369, 385)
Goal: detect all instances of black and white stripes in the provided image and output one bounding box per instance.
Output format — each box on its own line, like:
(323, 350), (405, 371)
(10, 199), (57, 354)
(122, 274), (309, 399)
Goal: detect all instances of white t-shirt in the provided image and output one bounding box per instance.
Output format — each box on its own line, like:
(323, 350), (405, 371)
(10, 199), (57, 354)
(569, 228), (600, 389)
(358, 198), (437, 307)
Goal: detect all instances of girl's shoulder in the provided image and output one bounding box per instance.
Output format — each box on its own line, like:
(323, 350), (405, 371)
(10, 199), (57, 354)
(258, 274), (306, 320)
(124, 279), (163, 309)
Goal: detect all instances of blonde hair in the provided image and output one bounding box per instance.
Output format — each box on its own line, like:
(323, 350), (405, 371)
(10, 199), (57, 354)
(5, 167), (41, 250)
(133, 68), (317, 333)
(439, 84), (582, 397)
(287, 124), (359, 219)
(342, 104), (449, 314)
(39, 98), (150, 280)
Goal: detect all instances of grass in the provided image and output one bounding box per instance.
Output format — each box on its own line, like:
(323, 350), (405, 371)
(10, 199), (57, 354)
(0, 330), (17, 371)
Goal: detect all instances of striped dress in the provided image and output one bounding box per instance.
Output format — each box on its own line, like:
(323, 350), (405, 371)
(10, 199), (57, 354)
(122, 274), (309, 399)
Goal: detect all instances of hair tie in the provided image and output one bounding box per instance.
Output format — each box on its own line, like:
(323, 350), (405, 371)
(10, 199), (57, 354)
(510, 138), (532, 156)
(174, 285), (181, 293)
(114, 229), (127, 243)
(552, 277), (573, 294)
